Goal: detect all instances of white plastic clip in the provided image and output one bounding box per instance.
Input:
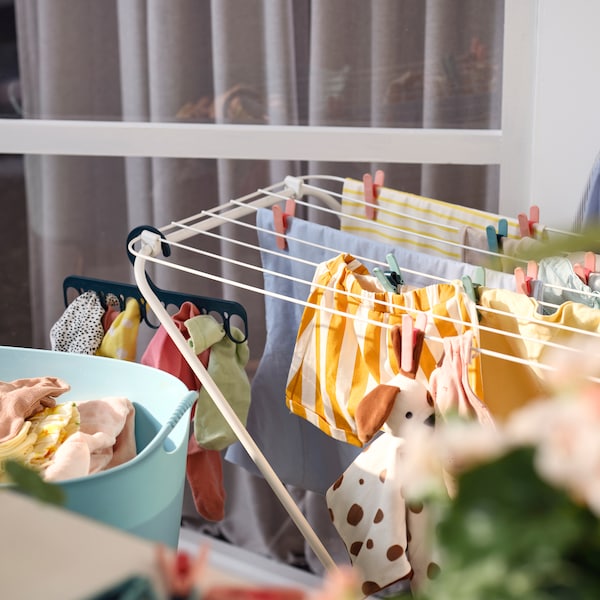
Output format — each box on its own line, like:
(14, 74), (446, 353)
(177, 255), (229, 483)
(140, 230), (164, 257)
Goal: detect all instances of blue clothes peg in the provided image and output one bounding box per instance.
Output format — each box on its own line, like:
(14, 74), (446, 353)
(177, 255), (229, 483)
(486, 219), (507, 270)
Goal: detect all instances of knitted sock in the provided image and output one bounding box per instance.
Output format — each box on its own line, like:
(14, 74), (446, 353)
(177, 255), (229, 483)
(184, 314), (251, 451)
(186, 435), (226, 521)
(141, 302), (227, 521)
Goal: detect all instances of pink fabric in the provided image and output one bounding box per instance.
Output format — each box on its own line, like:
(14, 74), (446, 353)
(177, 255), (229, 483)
(141, 302), (226, 521)
(101, 303), (120, 331)
(0, 377), (70, 442)
(44, 396), (137, 481)
(429, 331), (495, 428)
(141, 303), (202, 391)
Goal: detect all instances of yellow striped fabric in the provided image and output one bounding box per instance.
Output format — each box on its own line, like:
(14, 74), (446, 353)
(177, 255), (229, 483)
(285, 253), (483, 447)
(340, 178), (520, 261)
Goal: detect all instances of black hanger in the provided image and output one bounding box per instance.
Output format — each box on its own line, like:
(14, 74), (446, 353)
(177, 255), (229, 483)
(62, 226), (249, 344)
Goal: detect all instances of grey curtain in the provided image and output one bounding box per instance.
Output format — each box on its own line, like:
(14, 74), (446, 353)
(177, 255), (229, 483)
(15, 0), (504, 574)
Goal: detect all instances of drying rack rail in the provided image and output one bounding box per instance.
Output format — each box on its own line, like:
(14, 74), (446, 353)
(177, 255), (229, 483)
(128, 175), (600, 571)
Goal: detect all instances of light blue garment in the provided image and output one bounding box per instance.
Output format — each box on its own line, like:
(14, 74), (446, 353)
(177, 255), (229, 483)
(225, 209), (515, 493)
(537, 256), (600, 312)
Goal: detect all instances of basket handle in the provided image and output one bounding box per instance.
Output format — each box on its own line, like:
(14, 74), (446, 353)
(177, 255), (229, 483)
(138, 391), (197, 458)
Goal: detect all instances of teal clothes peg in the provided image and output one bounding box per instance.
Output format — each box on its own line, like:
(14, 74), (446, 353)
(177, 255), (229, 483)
(385, 253), (404, 286)
(373, 267), (396, 292)
(486, 220), (507, 271)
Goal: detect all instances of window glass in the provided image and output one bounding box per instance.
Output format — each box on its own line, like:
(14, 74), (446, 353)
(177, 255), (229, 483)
(12, 0), (504, 129)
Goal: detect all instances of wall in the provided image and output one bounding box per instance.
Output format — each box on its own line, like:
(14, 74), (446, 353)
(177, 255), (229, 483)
(531, 0), (600, 227)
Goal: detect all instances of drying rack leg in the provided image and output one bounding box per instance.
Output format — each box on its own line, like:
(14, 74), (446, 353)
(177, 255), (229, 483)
(133, 250), (338, 573)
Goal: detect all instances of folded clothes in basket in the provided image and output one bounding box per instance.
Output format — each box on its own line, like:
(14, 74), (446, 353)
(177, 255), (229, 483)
(0, 376), (137, 483)
(44, 396), (137, 481)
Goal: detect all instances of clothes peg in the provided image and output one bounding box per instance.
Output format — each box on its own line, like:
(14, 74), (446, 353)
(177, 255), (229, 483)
(472, 265), (486, 287)
(414, 312), (427, 334)
(514, 260), (538, 296)
(461, 267), (485, 320)
(384, 253), (404, 290)
(486, 220), (507, 271)
(373, 267), (396, 293)
(573, 251), (597, 285)
(400, 313), (427, 373)
(486, 219), (508, 253)
(363, 169), (385, 219)
(517, 205), (540, 238)
(401, 314), (415, 373)
(272, 198), (296, 250)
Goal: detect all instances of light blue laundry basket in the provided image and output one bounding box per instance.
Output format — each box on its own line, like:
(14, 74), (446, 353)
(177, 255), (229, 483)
(0, 346), (196, 548)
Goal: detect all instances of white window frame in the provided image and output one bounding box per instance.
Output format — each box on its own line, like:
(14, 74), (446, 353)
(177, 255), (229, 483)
(0, 0), (537, 219)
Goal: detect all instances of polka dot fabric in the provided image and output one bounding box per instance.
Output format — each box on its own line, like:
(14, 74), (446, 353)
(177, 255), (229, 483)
(326, 357), (440, 596)
(50, 291), (105, 355)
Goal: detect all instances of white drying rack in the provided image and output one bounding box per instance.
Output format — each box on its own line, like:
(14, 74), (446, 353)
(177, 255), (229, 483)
(128, 174), (600, 571)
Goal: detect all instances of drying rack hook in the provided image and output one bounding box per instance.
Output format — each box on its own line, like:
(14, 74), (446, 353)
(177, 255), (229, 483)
(127, 225), (249, 344)
(127, 225), (171, 265)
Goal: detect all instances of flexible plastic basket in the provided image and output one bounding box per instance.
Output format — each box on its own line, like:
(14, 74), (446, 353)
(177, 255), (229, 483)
(0, 346), (196, 548)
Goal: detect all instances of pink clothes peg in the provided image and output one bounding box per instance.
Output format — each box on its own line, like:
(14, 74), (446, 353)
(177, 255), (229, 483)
(363, 169), (385, 219)
(156, 543), (207, 599)
(517, 205), (540, 238)
(514, 260), (538, 295)
(272, 198), (296, 250)
(400, 313), (427, 373)
(573, 251), (596, 284)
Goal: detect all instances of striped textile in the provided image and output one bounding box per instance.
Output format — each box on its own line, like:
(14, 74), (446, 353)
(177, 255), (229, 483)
(285, 253), (482, 447)
(340, 177), (521, 262)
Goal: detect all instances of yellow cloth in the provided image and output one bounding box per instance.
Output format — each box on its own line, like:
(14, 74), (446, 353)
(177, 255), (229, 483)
(478, 288), (600, 420)
(0, 402), (80, 482)
(96, 297), (141, 361)
(285, 254), (483, 446)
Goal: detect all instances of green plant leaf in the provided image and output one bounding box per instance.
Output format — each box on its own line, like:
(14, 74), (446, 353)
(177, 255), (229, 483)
(4, 459), (66, 507)
(418, 448), (600, 599)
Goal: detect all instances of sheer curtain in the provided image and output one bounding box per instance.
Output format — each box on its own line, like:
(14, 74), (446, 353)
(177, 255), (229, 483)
(15, 0), (504, 573)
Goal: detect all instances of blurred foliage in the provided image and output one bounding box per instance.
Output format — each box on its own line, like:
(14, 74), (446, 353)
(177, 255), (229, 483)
(522, 225), (600, 262)
(419, 448), (600, 600)
(4, 459), (66, 506)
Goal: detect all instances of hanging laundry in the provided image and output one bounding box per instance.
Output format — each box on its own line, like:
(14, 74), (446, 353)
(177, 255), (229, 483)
(101, 293), (123, 331)
(326, 324), (439, 597)
(184, 314), (251, 452)
(429, 330), (495, 429)
(462, 225), (547, 273)
(477, 287), (600, 420)
(50, 290), (105, 354)
(285, 253), (483, 447)
(96, 296), (142, 361)
(226, 208), (513, 493)
(536, 256), (600, 311)
(141, 301), (226, 522)
(340, 177), (520, 262)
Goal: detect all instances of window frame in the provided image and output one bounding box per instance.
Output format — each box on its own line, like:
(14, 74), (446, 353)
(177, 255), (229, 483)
(0, 0), (537, 218)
